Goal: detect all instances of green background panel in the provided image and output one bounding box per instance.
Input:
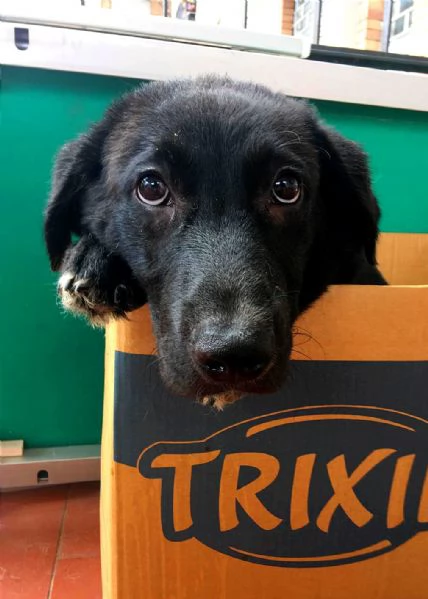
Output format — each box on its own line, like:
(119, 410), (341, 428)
(0, 66), (427, 447)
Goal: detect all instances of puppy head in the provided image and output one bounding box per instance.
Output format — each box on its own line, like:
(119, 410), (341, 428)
(45, 76), (383, 402)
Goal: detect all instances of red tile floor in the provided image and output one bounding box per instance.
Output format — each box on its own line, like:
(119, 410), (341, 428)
(0, 482), (102, 599)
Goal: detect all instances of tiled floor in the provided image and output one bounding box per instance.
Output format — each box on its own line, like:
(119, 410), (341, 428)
(0, 482), (102, 599)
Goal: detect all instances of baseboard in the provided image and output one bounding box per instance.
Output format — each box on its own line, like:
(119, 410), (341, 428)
(0, 444), (100, 491)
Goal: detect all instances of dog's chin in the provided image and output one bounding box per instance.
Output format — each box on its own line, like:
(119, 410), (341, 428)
(162, 371), (286, 411)
(199, 377), (284, 410)
(200, 390), (245, 411)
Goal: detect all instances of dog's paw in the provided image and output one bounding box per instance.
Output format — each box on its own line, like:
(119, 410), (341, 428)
(58, 270), (125, 326)
(57, 236), (146, 327)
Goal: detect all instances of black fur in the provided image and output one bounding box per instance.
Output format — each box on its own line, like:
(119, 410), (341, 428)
(44, 76), (386, 400)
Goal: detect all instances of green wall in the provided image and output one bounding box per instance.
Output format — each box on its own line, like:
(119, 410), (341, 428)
(1, 66), (427, 448)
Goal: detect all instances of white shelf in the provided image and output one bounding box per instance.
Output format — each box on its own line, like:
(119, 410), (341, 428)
(1, 4), (427, 112)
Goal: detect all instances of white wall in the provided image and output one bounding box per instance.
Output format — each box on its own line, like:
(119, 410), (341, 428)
(319, 0), (365, 48)
(246, 0), (283, 34)
(388, 0), (428, 57)
(195, 0), (246, 28)
(82, 0), (151, 11)
(109, 0), (151, 11)
(195, 0), (283, 33)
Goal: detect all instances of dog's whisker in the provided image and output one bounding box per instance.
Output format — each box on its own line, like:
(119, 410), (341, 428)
(291, 348), (313, 361)
(273, 292), (300, 300)
(315, 145), (332, 160)
(292, 326), (325, 356)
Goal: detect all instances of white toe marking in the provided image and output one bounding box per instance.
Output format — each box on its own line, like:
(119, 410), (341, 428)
(58, 271), (75, 291)
(73, 278), (90, 293)
(60, 289), (76, 310)
(57, 272), (116, 329)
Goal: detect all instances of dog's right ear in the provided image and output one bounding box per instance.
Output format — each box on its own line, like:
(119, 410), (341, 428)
(44, 125), (105, 271)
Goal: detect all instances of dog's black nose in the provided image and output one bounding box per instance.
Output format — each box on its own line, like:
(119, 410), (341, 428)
(194, 351), (269, 382)
(192, 325), (273, 384)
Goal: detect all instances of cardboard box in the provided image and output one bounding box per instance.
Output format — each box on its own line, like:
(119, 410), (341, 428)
(101, 233), (428, 599)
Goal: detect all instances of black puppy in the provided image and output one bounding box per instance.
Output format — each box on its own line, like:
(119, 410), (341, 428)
(44, 76), (386, 408)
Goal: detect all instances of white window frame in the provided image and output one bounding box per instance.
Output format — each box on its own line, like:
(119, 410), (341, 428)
(390, 0), (414, 39)
(293, 0), (320, 44)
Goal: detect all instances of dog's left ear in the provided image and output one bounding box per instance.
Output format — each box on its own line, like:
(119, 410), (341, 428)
(315, 124), (386, 284)
(44, 124), (105, 271)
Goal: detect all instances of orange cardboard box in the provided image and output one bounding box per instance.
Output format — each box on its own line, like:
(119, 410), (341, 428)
(101, 233), (428, 599)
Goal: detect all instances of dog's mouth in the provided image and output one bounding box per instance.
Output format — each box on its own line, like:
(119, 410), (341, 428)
(198, 371), (285, 410)
(154, 327), (293, 409)
(164, 361), (287, 411)
(200, 390), (245, 411)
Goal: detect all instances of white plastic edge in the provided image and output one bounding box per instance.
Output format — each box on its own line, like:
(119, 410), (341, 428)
(0, 3), (309, 57)
(0, 445), (100, 490)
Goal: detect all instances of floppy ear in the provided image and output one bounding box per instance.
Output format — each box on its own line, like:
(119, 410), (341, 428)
(44, 125), (105, 271)
(315, 124), (386, 284)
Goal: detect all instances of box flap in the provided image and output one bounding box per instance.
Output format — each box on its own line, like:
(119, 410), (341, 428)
(110, 285), (428, 362)
(377, 233), (428, 285)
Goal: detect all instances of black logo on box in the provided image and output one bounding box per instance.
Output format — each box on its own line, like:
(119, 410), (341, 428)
(138, 405), (428, 567)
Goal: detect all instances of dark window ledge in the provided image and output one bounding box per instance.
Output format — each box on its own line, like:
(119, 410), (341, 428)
(309, 45), (428, 75)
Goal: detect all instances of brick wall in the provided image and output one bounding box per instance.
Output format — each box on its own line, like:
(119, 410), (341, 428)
(365, 0), (385, 50)
(281, 0), (386, 50)
(150, 0), (164, 16)
(282, 0), (295, 35)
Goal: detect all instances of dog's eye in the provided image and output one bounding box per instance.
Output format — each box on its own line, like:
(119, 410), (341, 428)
(136, 173), (170, 206)
(272, 172), (301, 204)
